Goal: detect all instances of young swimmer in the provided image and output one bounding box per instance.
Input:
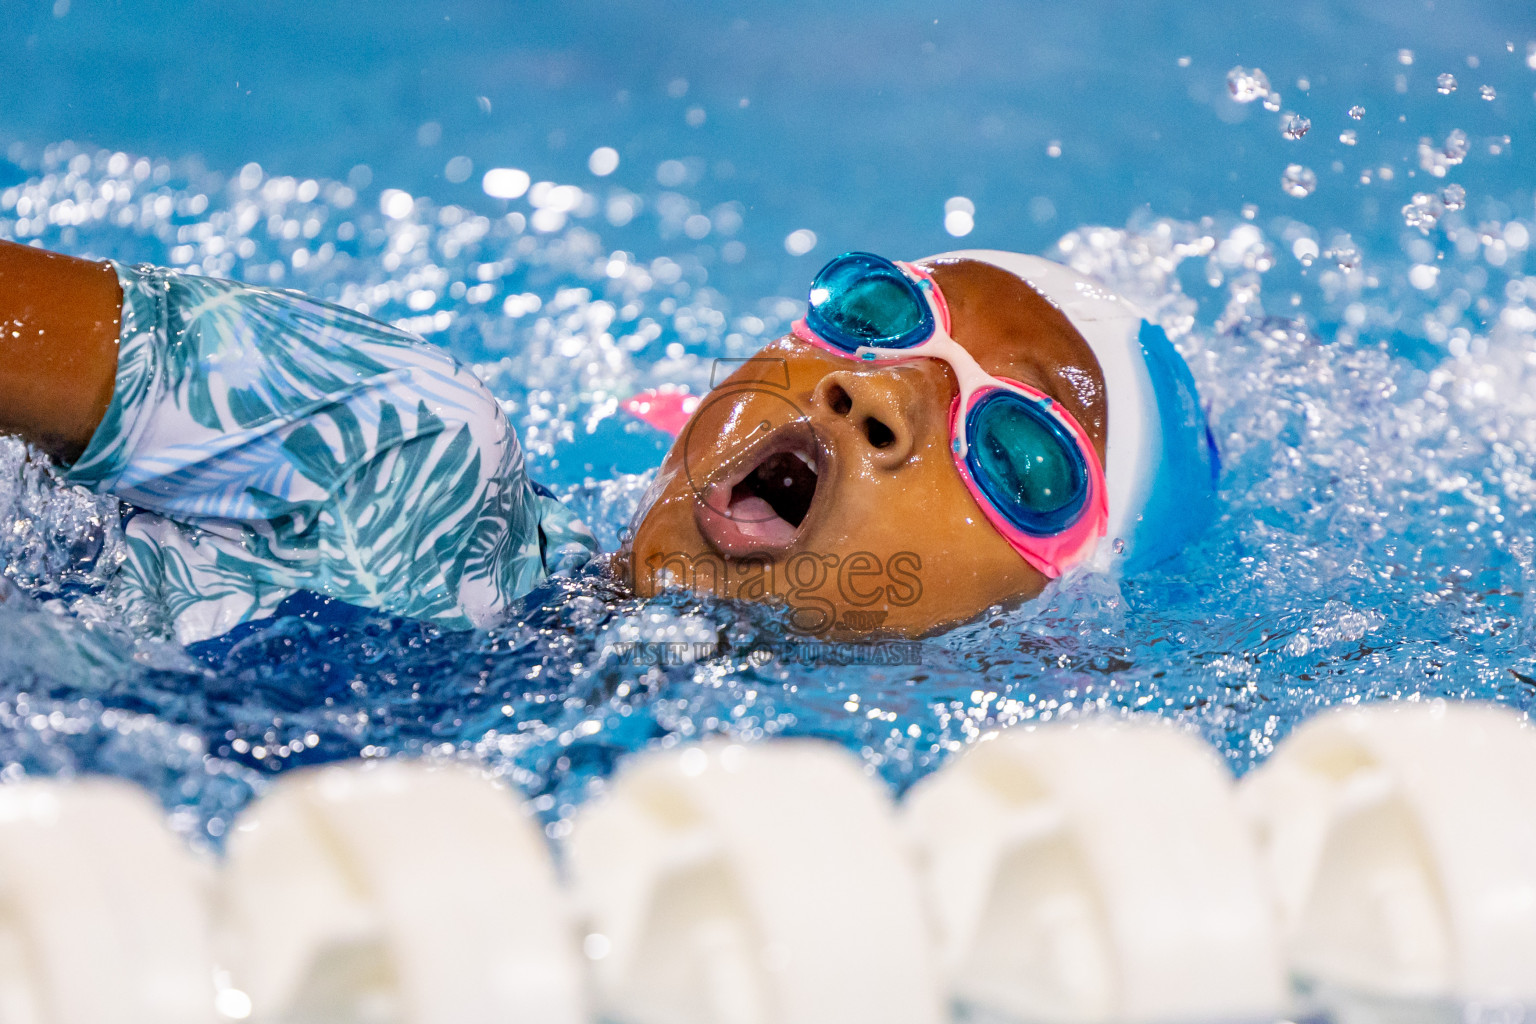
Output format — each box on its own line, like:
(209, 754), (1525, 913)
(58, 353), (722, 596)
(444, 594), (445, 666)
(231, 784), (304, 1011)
(0, 239), (1217, 644)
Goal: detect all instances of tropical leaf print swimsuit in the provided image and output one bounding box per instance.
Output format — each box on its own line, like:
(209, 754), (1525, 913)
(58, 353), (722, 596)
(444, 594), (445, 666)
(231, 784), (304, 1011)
(64, 262), (597, 644)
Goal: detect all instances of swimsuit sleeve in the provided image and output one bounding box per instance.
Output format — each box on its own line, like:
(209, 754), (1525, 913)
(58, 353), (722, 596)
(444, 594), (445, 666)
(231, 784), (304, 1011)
(64, 262), (596, 642)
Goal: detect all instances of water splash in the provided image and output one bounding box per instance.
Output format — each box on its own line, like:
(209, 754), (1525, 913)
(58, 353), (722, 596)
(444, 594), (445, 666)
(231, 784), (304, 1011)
(0, 130), (1534, 841)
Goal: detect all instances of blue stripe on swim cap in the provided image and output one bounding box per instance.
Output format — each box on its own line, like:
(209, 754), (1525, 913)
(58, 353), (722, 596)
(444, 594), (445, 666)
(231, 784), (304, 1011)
(1124, 320), (1220, 572)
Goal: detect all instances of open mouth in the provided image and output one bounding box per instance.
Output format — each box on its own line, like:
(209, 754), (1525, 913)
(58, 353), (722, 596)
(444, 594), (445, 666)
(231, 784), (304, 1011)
(695, 425), (823, 555)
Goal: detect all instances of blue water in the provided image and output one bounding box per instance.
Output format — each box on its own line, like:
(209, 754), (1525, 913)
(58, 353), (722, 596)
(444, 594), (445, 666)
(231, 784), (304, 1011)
(0, 0), (1534, 842)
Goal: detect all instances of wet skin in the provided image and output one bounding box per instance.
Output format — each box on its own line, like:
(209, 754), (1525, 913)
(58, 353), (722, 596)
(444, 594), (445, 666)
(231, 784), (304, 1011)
(0, 240), (122, 462)
(626, 257), (1109, 638)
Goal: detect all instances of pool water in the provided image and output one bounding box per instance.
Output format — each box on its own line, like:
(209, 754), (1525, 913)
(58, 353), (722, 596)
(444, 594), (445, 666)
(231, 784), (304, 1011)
(0, 0), (1533, 842)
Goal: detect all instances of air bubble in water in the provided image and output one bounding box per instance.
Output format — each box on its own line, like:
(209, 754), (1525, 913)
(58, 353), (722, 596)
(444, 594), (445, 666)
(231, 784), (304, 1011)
(1348, 105), (1365, 119)
(1281, 164), (1317, 198)
(1339, 129), (1358, 145)
(1403, 192), (1447, 234)
(1262, 92), (1283, 112)
(1437, 73), (1458, 94)
(1226, 65), (1271, 103)
(1528, 42), (1536, 70)
(1480, 85), (1497, 101)
(1441, 183), (1467, 210)
(1282, 114), (1311, 140)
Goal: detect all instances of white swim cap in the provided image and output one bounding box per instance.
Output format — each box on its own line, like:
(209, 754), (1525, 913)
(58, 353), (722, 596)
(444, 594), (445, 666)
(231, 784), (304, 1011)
(933, 249), (1220, 571)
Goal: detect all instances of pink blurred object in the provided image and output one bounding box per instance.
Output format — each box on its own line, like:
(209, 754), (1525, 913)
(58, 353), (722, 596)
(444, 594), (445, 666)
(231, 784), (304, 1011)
(621, 388), (701, 437)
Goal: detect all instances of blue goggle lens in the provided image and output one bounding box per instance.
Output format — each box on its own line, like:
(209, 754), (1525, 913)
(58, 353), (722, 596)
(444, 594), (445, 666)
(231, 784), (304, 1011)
(967, 391), (1087, 535)
(806, 252), (933, 352)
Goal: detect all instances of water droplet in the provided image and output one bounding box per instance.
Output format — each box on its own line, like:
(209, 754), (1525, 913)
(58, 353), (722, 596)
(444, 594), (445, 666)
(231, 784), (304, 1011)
(1282, 114), (1311, 140)
(1348, 105), (1366, 120)
(1419, 129), (1471, 177)
(1480, 84), (1497, 101)
(1281, 164), (1317, 198)
(784, 229), (817, 256)
(1226, 65), (1271, 103)
(944, 197), (975, 237)
(944, 210), (974, 237)
(1324, 239), (1361, 272)
(1339, 129), (1358, 146)
(1440, 183), (1467, 211)
(380, 188), (414, 219)
(481, 167), (530, 199)
(1437, 73), (1458, 94)
(588, 147), (620, 177)
(655, 159), (688, 187)
(1402, 191), (1447, 234)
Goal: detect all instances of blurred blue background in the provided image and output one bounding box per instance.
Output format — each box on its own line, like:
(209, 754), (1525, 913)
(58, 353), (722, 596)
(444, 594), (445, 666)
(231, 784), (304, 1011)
(4, 0), (1532, 299)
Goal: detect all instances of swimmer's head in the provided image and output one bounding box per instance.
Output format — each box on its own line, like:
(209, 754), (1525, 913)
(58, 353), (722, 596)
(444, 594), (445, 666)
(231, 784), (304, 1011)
(624, 251), (1217, 637)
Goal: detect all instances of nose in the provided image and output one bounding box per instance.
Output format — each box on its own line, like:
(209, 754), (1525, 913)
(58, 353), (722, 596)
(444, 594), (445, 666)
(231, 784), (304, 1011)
(810, 367), (927, 468)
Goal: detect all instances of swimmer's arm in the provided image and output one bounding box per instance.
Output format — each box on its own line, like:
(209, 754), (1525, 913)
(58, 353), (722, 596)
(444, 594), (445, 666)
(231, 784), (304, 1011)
(0, 240), (122, 462)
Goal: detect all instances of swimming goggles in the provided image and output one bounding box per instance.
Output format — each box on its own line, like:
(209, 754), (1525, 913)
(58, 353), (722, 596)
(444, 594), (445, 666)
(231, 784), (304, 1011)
(791, 251), (1108, 578)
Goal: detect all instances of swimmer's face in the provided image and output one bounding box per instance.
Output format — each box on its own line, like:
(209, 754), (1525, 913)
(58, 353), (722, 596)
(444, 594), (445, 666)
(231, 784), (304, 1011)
(625, 258), (1108, 637)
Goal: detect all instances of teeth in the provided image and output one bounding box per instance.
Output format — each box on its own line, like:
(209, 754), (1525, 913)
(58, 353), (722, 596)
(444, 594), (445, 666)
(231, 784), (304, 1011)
(792, 449), (816, 472)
